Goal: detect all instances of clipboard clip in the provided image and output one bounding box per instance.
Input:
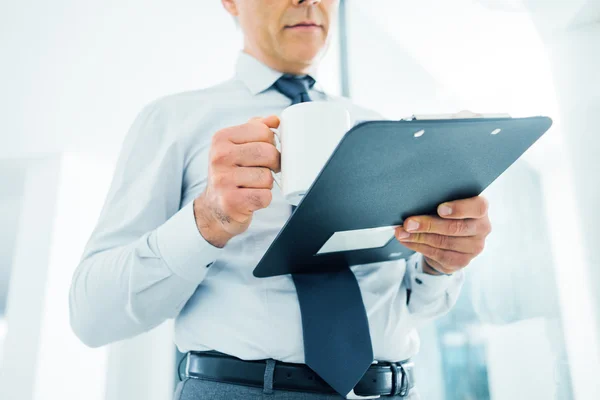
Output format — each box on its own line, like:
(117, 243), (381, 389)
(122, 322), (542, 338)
(404, 110), (512, 121)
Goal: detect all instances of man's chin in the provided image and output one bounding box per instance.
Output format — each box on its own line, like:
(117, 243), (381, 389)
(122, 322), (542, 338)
(283, 46), (324, 67)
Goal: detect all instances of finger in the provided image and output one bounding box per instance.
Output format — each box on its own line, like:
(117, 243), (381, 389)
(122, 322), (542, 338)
(395, 227), (485, 254)
(240, 188), (273, 212)
(437, 196), (489, 219)
(259, 115), (280, 129)
(222, 188), (273, 216)
(234, 142), (281, 172)
(233, 167), (274, 189)
(398, 241), (472, 271)
(403, 215), (481, 237)
(227, 118), (278, 145)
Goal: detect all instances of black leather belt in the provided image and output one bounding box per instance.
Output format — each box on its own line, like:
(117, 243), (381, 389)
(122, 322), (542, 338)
(184, 351), (416, 398)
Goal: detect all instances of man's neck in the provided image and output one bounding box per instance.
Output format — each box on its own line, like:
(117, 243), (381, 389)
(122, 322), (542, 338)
(242, 48), (315, 76)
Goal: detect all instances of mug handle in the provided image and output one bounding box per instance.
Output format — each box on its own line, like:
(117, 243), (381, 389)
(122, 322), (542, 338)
(270, 128), (283, 191)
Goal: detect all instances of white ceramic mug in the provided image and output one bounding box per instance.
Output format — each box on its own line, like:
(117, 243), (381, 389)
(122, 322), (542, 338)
(272, 101), (352, 205)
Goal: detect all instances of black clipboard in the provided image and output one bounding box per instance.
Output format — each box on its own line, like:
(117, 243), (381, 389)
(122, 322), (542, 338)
(253, 116), (553, 278)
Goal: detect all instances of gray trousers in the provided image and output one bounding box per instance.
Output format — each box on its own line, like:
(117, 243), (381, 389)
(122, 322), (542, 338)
(174, 359), (421, 400)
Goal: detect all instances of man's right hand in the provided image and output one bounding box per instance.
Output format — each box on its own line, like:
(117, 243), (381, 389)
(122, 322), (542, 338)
(193, 116), (281, 248)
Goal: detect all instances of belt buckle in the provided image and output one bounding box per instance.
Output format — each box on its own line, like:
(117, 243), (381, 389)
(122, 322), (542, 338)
(346, 389), (380, 399)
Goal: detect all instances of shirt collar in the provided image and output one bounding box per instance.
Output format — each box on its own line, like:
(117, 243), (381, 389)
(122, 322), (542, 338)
(234, 51), (322, 96)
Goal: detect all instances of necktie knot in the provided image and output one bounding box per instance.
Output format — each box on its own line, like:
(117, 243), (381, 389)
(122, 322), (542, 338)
(273, 74), (316, 104)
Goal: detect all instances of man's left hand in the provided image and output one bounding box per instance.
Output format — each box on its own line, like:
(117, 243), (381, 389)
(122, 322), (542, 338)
(394, 196), (492, 275)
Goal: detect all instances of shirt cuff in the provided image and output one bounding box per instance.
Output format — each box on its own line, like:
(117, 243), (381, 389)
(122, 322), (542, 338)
(155, 201), (223, 284)
(406, 253), (465, 295)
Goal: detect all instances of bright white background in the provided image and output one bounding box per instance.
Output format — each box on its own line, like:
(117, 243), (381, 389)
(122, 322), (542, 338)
(1, 1), (599, 399)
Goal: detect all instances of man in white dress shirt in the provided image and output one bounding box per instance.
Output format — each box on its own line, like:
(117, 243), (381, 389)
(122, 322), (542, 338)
(69, 1), (492, 398)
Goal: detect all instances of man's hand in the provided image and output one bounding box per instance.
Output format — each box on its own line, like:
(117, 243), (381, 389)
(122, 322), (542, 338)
(194, 115), (281, 248)
(394, 196), (492, 275)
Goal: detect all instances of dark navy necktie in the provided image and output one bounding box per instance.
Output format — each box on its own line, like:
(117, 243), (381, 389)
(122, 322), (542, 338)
(273, 75), (374, 397)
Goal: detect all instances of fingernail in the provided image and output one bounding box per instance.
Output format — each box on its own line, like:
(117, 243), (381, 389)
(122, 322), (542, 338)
(439, 204), (453, 216)
(397, 229), (410, 239)
(405, 220), (419, 232)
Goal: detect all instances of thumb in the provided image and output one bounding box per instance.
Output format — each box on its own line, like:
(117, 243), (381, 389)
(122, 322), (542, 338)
(259, 115), (280, 129)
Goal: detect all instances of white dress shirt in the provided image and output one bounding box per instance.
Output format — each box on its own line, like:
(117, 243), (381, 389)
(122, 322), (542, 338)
(69, 52), (465, 363)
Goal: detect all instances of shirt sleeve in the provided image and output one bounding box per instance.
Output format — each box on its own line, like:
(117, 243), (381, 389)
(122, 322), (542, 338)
(69, 100), (223, 348)
(404, 252), (465, 326)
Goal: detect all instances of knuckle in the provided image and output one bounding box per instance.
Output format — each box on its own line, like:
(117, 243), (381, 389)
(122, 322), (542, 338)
(247, 119), (263, 130)
(259, 125), (273, 142)
(211, 130), (227, 144)
(212, 172), (229, 188)
(261, 142), (275, 160)
(474, 240), (485, 255)
(210, 146), (230, 165)
(263, 169), (275, 187)
(422, 219), (433, 233)
(245, 120), (258, 128)
(240, 121), (257, 136)
(448, 220), (467, 235)
(261, 190), (273, 208)
(483, 220), (493, 236)
(479, 197), (490, 216)
(267, 144), (280, 163)
(456, 254), (472, 268)
(251, 122), (270, 141)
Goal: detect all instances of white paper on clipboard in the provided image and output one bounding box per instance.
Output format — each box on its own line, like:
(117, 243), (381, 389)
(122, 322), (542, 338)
(316, 225), (400, 255)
